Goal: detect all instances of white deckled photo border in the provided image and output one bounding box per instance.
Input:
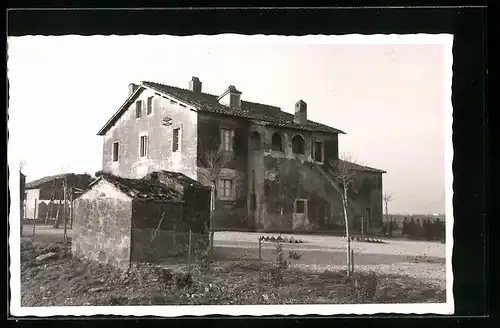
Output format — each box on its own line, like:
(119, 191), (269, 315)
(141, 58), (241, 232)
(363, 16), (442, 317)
(8, 33), (454, 317)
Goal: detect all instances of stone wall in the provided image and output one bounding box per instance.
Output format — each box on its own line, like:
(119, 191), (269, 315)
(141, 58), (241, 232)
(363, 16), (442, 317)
(130, 229), (208, 263)
(72, 180), (133, 270)
(72, 197), (132, 270)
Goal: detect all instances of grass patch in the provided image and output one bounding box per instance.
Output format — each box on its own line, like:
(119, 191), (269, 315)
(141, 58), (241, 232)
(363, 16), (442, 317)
(20, 239), (445, 306)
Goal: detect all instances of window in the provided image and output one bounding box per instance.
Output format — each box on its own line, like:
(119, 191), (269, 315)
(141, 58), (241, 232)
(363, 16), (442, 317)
(112, 142), (119, 162)
(172, 128), (180, 152)
(250, 131), (261, 151)
(146, 96), (153, 115)
(221, 128), (234, 151)
(218, 179), (233, 198)
(135, 100), (143, 118)
(292, 135), (305, 154)
(294, 199), (306, 214)
(313, 141), (323, 162)
(139, 135), (148, 158)
(271, 132), (283, 151)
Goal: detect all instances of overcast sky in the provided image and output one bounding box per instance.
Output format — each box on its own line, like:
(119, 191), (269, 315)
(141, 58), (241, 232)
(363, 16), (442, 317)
(7, 35), (451, 215)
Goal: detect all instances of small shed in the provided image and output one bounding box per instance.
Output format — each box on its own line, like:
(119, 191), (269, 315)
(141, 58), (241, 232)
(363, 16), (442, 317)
(72, 171), (210, 270)
(24, 173), (92, 221)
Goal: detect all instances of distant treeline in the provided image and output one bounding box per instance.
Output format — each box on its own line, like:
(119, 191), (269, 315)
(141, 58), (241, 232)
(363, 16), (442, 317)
(382, 216), (445, 242)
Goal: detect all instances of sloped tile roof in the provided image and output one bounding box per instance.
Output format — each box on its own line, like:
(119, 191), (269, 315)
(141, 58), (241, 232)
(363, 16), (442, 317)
(25, 173), (92, 189)
(339, 160), (386, 174)
(93, 172), (184, 202)
(97, 81), (345, 135)
(142, 170), (208, 190)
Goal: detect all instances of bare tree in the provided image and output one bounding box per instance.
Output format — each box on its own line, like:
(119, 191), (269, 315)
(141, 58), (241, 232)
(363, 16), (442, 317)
(327, 154), (359, 278)
(197, 139), (235, 251)
(54, 165), (71, 229)
(383, 192), (393, 222)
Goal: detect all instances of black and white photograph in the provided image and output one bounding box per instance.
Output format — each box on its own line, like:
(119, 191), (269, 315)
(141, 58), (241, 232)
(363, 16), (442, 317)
(8, 33), (454, 316)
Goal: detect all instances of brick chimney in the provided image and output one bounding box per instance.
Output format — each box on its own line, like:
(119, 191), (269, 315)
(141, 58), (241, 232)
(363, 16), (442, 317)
(218, 85), (242, 109)
(294, 100), (307, 125)
(128, 83), (138, 97)
(189, 76), (202, 94)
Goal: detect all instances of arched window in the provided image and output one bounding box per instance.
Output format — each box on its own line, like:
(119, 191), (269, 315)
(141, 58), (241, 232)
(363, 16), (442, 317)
(271, 132), (282, 152)
(250, 131), (262, 151)
(292, 134), (305, 154)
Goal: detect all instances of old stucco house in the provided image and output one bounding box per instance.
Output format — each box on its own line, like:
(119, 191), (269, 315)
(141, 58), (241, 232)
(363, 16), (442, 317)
(97, 77), (385, 233)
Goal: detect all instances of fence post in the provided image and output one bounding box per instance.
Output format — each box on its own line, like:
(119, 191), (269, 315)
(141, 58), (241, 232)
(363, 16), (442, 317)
(258, 237), (262, 260)
(188, 229), (192, 274)
(32, 199), (37, 241)
(63, 182), (68, 244)
(350, 249), (354, 275)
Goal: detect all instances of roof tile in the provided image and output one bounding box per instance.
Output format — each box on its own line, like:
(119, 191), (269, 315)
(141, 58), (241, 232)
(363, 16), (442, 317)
(94, 173), (184, 202)
(143, 81), (345, 134)
(97, 81), (345, 135)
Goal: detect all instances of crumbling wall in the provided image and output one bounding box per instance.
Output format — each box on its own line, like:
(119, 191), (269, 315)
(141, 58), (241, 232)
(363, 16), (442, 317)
(72, 190), (132, 270)
(261, 155), (344, 232)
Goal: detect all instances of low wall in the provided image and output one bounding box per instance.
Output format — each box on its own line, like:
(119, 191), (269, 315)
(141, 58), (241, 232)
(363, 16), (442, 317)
(72, 198), (132, 270)
(130, 228), (208, 263)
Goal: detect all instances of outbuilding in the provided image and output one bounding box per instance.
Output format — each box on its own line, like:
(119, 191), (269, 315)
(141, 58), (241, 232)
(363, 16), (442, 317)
(72, 171), (210, 269)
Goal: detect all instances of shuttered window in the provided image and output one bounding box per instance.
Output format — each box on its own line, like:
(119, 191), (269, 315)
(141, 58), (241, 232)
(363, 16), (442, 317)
(173, 128), (180, 152)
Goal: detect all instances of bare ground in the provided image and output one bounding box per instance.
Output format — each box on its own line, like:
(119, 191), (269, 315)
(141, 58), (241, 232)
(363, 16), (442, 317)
(20, 239), (446, 306)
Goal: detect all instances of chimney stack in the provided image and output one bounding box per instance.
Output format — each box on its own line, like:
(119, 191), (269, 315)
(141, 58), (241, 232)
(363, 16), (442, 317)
(218, 85), (242, 109)
(189, 76), (202, 94)
(294, 100), (307, 125)
(128, 83), (138, 97)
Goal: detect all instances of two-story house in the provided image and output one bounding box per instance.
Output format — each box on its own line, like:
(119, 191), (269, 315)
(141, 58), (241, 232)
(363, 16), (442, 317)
(97, 77), (386, 233)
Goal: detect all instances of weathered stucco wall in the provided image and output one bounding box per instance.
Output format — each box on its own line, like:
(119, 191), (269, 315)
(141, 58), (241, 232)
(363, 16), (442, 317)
(131, 229), (208, 263)
(24, 188), (40, 220)
(102, 88), (198, 180)
(347, 171), (384, 230)
(197, 113), (249, 229)
(72, 180), (133, 270)
(245, 123), (342, 232)
(260, 155), (344, 232)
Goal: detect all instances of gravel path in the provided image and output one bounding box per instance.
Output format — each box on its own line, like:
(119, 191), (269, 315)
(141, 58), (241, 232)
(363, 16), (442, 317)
(215, 231), (446, 258)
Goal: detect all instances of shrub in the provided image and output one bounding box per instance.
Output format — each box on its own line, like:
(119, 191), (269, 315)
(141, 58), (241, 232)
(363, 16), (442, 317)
(268, 242), (304, 287)
(288, 251), (302, 260)
(175, 272), (193, 290)
(160, 268), (173, 285)
(353, 271), (378, 302)
(196, 250), (215, 273)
